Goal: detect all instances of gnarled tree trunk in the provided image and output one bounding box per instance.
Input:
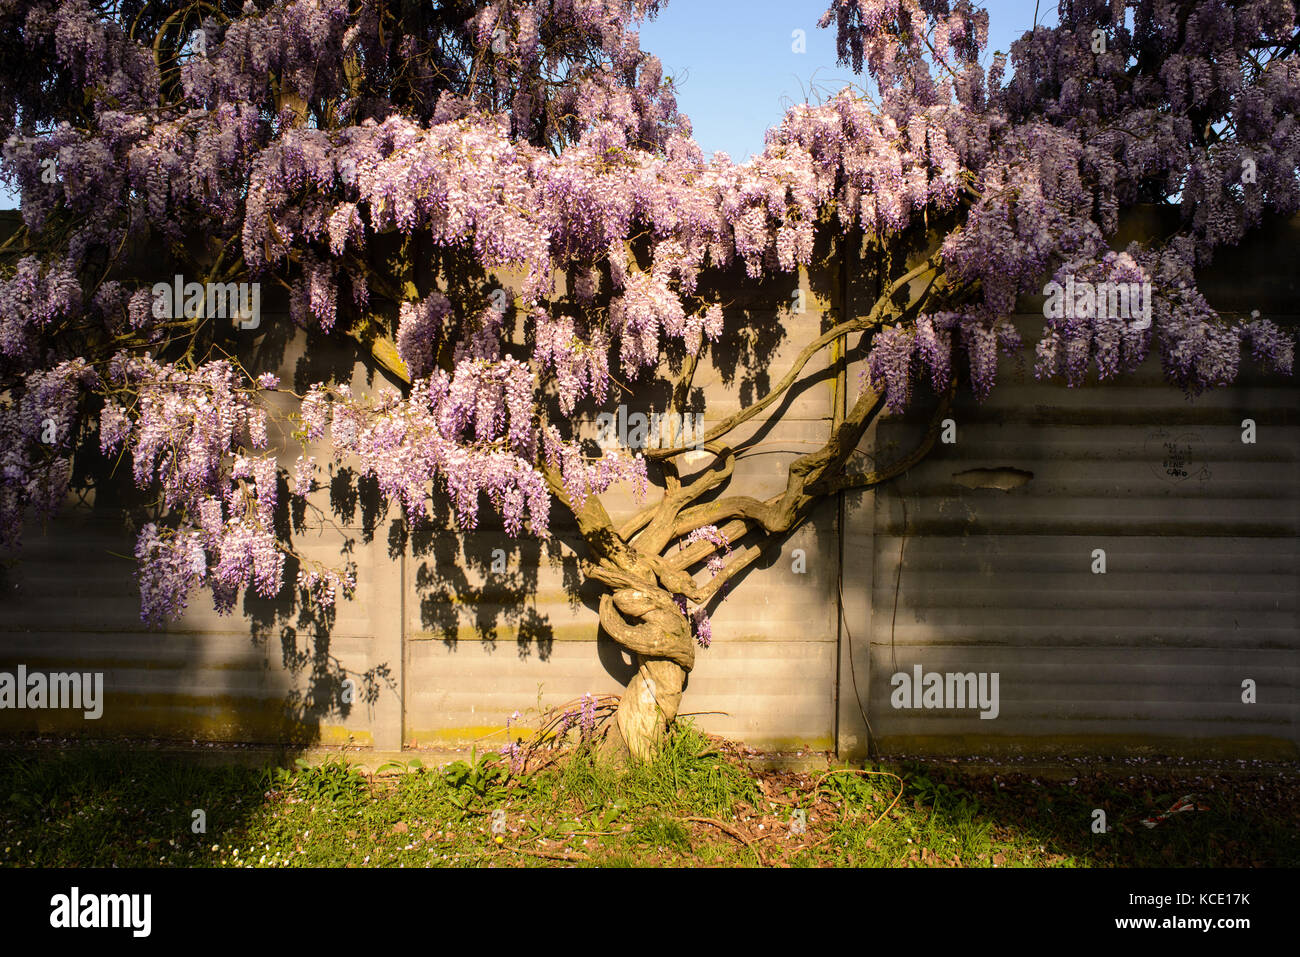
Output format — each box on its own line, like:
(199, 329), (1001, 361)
(539, 256), (955, 764)
(614, 656), (687, 761)
(596, 585), (695, 760)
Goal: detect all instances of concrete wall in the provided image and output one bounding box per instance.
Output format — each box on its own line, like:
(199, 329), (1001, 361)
(837, 321), (1299, 759)
(837, 213), (1300, 760)
(0, 212), (1296, 758)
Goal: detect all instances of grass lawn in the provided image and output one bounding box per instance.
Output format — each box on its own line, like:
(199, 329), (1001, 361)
(2, 724), (1297, 868)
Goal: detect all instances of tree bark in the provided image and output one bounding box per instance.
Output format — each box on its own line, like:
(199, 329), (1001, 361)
(611, 656), (687, 762)
(596, 583), (694, 761)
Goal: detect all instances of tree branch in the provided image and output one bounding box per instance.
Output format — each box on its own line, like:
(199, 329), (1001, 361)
(597, 591), (695, 669)
(624, 442), (737, 555)
(687, 384), (953, 604)
(809, 386), (954, 496)
(345, 318), (410, 384)
(643, 253), (943, 461)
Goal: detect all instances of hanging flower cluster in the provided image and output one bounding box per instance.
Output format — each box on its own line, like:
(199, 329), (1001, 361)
(0, 0), (1294, 629)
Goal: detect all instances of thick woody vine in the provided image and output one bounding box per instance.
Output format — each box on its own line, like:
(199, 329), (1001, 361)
(1, 2), (1296, 764)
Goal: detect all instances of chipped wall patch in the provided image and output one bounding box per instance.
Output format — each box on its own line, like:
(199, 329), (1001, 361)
(951, 467), (1033, 492)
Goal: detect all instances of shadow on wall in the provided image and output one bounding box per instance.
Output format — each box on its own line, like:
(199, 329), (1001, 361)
(404, 489), (564, 661)
(0, 217), (894, 748)
(0, 300), (400, 751)
(0, 484), (383, 750)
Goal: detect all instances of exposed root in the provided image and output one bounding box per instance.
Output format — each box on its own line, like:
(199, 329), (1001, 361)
(681, 816), (766, 866)
(514, 845), (590, 863)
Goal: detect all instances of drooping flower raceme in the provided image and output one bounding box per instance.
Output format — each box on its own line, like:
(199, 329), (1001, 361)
(0, 0), (1296, 633)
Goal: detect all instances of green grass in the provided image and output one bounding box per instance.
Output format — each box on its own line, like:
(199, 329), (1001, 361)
(2, 726), (1297, 868)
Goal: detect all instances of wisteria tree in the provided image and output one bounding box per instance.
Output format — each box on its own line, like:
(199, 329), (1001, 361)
(0, 0), (1296, 759)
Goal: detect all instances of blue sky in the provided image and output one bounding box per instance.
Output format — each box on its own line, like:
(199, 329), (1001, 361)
(0, 1), (1056, 208)
(640, 0), (1055, 161)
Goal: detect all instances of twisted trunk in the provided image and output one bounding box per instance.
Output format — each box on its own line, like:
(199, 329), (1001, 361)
(532, 254), (957, 762)
(597, 586), (694, 760)
(614, 656), (687, 761)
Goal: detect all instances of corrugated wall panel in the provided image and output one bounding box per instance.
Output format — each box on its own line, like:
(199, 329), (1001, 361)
(0, 510), (403, 746)
(400, 468), (842, 750)
(844, 305), (1300, 758)
(396, 265), (844, 750)
(0, 264), (846, 752)
(0, 334), (407, 747)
